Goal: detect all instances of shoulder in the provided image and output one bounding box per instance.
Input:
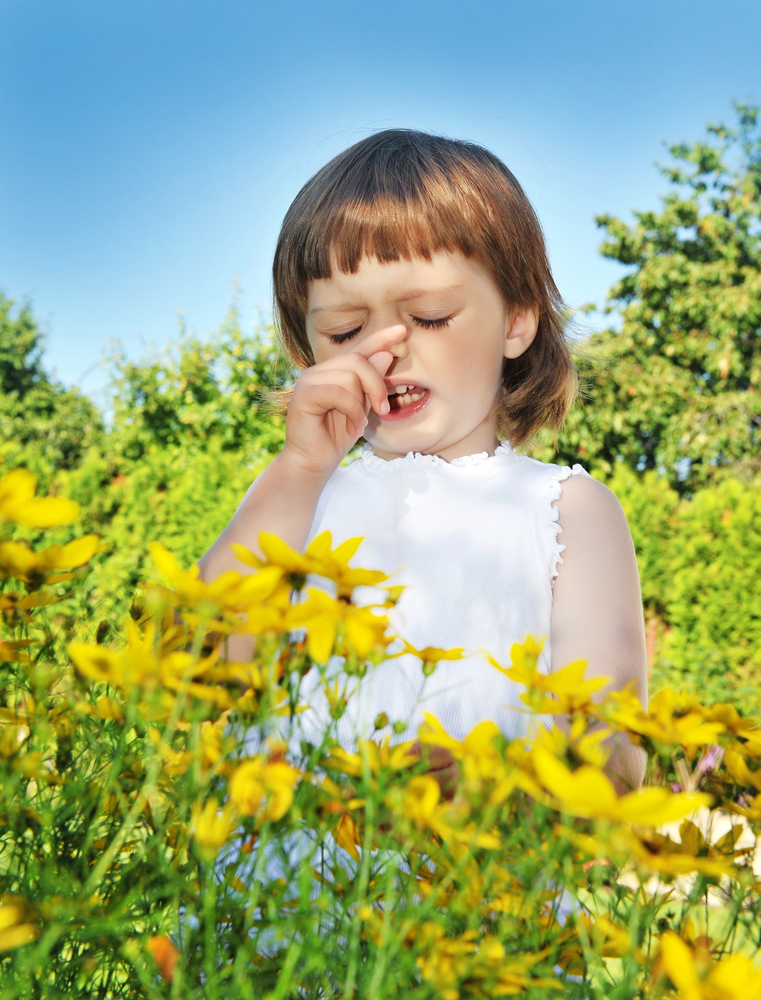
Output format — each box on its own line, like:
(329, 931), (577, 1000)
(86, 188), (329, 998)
(554, 473), (630, 534)
(553, 473), (637, 585)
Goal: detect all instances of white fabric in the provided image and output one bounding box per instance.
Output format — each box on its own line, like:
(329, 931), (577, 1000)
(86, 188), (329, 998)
(298, 442), (590, 748)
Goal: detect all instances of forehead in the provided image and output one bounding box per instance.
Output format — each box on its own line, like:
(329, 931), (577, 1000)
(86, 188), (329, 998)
(307, 251), (493, 315)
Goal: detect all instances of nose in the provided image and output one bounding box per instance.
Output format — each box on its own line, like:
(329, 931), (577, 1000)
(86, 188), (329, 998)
(363, 323), (409, 375)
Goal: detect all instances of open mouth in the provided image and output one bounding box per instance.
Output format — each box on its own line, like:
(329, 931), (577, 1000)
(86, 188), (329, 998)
(380, 383), (430, 422)
(386, 384), (427, 410)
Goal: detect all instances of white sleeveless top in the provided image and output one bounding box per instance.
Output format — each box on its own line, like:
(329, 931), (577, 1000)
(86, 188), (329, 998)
(297, 442), (589, 748)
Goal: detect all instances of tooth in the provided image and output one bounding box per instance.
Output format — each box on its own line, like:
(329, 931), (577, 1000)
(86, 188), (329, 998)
(410, 392), (422, 402)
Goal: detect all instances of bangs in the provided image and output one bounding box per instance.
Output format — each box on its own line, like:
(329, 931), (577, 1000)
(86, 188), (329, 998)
(301, 176), (482, 282)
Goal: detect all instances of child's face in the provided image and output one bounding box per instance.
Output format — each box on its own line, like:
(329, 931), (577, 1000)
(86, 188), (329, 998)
(305, 250), (537, 461)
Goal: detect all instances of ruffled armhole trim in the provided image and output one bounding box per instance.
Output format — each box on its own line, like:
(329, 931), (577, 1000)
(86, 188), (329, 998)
(548, 463), (591, 585)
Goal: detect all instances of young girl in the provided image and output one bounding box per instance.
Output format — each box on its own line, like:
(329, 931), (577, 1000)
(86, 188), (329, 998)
(200, 129), (648, 792)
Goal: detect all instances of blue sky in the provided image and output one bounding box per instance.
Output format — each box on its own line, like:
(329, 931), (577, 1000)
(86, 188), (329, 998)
(1, 0), (759, 396)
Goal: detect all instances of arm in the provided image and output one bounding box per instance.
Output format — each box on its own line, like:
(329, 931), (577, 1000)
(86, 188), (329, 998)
(197, 451), (329, 582)
(197, 330), (405, 660)
(551, 474), (648, 793)
(198, 327), (405, 581)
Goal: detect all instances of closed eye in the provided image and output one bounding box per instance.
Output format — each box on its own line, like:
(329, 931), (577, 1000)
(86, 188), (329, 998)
(327, 314), (451, 345)
(328, 326), (362, 345)
(413, 316), (451, 329)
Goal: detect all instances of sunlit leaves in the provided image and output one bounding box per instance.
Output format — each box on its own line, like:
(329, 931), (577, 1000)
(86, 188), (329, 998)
(533, 104), (761, 493)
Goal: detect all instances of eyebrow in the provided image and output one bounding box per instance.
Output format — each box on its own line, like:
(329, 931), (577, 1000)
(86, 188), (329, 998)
(309, 284), (464, 315)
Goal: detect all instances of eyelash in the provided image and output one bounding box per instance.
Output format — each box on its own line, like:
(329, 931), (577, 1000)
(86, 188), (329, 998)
(328, 315), (451, 345)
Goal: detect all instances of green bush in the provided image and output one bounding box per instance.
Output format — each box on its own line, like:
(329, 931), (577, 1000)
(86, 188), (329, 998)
(606, 466), (761, 709)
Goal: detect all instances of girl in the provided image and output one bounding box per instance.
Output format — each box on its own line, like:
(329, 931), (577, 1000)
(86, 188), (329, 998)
(199, 130), (647, 792)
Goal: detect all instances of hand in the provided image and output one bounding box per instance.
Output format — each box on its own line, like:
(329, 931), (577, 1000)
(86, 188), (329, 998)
(282, 325), (407, 478)
(409, 741), (460, 800)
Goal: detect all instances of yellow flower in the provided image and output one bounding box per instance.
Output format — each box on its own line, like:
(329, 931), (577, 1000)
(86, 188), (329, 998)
(95, 696), (124, 722)
(228, 756), (300, 822)
(233, 530), (389, 599)
(634, 820), (750, 878)
(0, 640), (32, 665)
(0, 722), (29, 759)
(288, 586), (390, 664)
(723, 749), (761, 793)
(149, 542), (286, 620)
(414, 923), (476, 999)
(323, 678), (353, 720)
(191, 798), (237, 857)
(69, 620), (236, 710)
(704, 702), (761, 742)
(0, 469), (79, 528)
(413, 923), (548, 1000)
(0, 899), (38, 953)
(659, 930), (761, 1000)
(531, 747), (711, 826)
(333, 812), (362, 861)
(198, 716), (230, 772)
(397, 640), (465, 677)
(399, 775), (441, 828)
(576, 913), (634, 959)
(485, 636), (608, 714)
(328, 737), (417, 778)
(607, 687), (725, 752)
(531, 716), (612, 771)
(0, 535), (99, 583)
(303, 531), (390, 599)
(418, 714), (520, 803)
(148, 728), (191, 776)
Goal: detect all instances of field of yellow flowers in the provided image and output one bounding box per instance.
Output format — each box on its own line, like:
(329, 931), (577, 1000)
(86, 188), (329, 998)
(1, 468), (761, 999)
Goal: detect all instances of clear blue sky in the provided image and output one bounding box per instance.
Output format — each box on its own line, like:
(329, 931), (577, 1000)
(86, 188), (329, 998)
(1, 0), (759, 396)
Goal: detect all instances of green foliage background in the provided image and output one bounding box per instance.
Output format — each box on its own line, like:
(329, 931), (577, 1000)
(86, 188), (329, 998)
(3, 105), (761, 710)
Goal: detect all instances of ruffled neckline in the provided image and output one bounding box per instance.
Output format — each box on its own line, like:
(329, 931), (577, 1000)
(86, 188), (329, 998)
(359, 440), (514, 473)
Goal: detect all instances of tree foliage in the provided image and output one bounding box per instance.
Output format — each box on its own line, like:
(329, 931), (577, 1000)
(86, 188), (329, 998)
(608, 466), (761, 710)
(539, 104), (761, 493)
(0, 294), (101, 478)
(107, 306), (291, 462)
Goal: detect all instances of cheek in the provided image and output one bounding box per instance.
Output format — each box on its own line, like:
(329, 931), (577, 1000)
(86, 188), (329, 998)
(438, 328), (505, 392)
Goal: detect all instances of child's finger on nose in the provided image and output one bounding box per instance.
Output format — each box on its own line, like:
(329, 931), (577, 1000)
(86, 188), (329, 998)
(359, 324), (407, 364)
(366, 350), (393, 375)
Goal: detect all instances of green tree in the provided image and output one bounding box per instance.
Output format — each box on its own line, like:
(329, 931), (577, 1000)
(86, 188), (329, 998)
(107, 306), (291, 464)
(536, 104), (761, 493)
(0, 293), (100, 479)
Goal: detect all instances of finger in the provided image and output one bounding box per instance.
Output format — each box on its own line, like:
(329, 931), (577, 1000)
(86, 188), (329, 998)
(367, 350), (394, 377)
(296, 383), (367, 436)
(354, 324), (408, 362)
(302, 358), (390, 417)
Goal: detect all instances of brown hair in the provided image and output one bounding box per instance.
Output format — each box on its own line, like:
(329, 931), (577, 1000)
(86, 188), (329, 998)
(272, 129), (576, 445)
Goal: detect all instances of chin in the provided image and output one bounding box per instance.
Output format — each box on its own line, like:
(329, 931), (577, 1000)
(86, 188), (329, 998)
(366, 431), (444, 458)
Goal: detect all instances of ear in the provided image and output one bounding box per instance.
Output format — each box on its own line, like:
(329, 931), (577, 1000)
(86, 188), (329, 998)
(503, 308), (539, 359)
